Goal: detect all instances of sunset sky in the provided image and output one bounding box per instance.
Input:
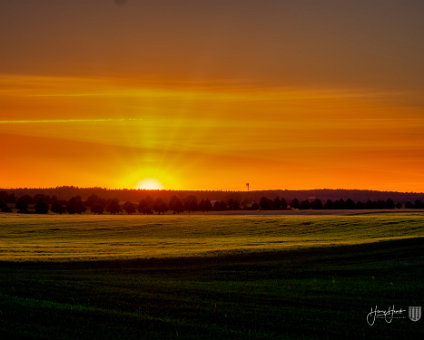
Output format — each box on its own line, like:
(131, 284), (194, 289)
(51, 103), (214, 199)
(1, 0), (424, 191)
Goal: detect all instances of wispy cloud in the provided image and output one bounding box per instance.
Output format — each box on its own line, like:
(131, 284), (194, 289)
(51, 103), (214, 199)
(0, 74), (399, 101)
(0, 118), (145, 125)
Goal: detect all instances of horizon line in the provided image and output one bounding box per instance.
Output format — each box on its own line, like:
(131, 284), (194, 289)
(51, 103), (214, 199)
(0, 186), (423, 195)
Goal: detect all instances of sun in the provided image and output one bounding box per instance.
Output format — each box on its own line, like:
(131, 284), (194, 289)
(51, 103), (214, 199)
(135, 178), (164, 190)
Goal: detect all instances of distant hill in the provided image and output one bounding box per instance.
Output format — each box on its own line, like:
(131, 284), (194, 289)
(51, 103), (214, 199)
(1, 187), (423, 203)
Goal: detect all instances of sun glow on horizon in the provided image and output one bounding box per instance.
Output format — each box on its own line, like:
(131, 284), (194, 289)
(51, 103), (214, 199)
(135, 178), (165, 190)
(1, 1), (424, 192)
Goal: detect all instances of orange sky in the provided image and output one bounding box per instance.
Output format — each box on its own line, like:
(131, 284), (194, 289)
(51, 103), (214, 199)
(1, 1), (424, 191)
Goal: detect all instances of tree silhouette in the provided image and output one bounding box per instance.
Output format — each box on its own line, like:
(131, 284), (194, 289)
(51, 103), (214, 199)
(34, 194), (49, 205)
(355, 201), (365, 209)
(0, 192), (8, 203)
(227, 198), (240, 210)
(273, 197), (282, 210)
(299, 200), (310, 209)
(376, 200), (386, 209)
(386, 199), (395, 209)
(0, 199), (11, 212)
(324, 199), (334, 209)
(123, 201), (137, 214)
(7, 193), (16, 204)
(85, 194), (99, 206)
(16, 195), (32, 213)
(345, 199), (355, 209)
(365, 200), (375, 209)
(0, 192), (14, 208)
(199, 199), (212, 211)
(213, 200), (227, 211)
(51, 200), (66, 214)
(310, 198), (323, 209)
(259, 197), (273, 210)
(138, 196), (153, 214)
(415, 199), (424, 209)
(106, 199), (121, 214)
(183, 195), (198, 212)
(5, 190), (415, 214)
(153, 198), (167, 214)
(290, 198), (300, 209)
(169, 196), (183, 213)
(85, 195), (105, 214)
(405, 201), (414, 209)
(34, 199), (49, 214)
(67, 196), (86, 214)
(334, 199), (346, 209)
(91, 204), (104, 214)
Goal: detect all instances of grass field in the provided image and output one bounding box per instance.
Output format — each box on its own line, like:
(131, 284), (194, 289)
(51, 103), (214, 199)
(1, 212), (423, 261)
(0, 213), (423, 338)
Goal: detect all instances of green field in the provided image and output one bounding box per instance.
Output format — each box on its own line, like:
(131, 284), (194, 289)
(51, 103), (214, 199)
(1, 213), (423, 261)
(0, 213), (423, 338)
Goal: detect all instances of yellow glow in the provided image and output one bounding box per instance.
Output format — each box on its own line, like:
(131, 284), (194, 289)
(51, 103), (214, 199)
(2, 1), (424, 193)
(135, 179), (164, 190)
(1, 73), (424, 191)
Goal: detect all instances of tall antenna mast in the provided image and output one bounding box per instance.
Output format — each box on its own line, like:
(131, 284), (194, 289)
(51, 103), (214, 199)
(246, 183), (250, 192)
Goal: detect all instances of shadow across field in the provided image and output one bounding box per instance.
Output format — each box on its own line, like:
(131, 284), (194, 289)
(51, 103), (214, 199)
(0, 238), (423, 339)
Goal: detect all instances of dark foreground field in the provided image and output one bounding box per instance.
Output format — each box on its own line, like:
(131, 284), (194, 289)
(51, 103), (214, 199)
(1, 238), (423, 339)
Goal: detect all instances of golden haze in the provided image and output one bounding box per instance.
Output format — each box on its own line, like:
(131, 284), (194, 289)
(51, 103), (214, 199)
(1, 1), (424, 191)
(1, 75), (424, 191)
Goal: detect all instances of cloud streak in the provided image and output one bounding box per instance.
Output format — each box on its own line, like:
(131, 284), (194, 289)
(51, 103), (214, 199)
(0, 118), (145, 125)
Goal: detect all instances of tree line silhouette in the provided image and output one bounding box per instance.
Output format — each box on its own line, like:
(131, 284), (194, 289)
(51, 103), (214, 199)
(3, 187), (424, 204)
(1, 191), (424, 214)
